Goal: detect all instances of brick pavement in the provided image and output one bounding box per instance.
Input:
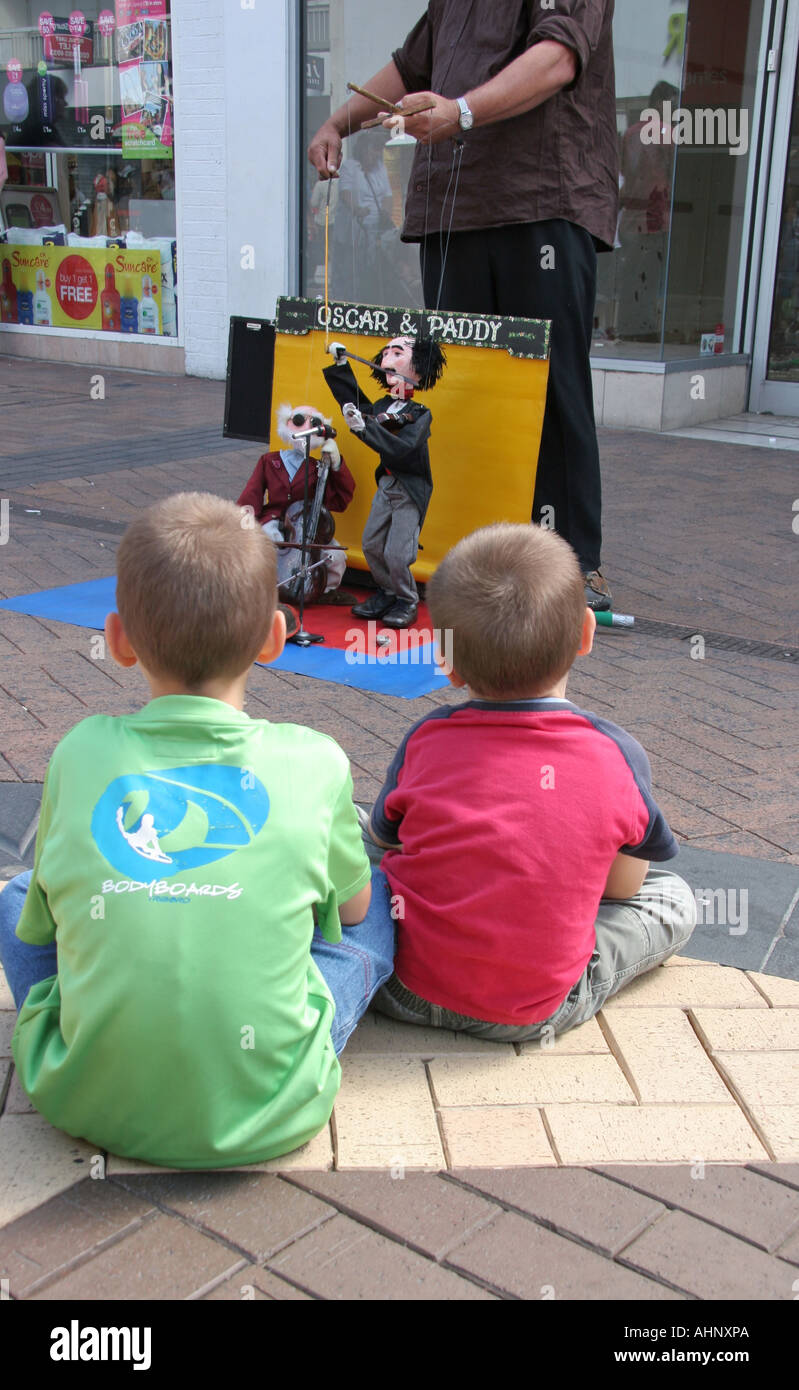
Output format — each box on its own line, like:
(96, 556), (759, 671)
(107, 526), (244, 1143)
(1, 355), (798, 1301)
(1, 1161), (797, 1300)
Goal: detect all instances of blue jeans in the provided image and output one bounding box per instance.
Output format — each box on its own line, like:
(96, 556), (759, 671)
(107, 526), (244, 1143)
(0, 867), (396, 1057)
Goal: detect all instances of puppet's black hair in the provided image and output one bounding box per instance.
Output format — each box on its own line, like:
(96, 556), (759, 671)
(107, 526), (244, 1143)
(369, 337), (447, 391)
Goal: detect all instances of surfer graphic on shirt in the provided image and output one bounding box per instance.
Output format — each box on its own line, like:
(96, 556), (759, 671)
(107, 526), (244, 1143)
(115, 808), (173, 864)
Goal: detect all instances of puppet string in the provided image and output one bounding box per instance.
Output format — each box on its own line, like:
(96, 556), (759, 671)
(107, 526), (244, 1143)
(324, 179), (331, 348)
(432, 139), (464, 312)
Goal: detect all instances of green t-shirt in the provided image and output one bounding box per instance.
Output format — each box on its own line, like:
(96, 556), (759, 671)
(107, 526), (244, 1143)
(13, 696), (371, 1168)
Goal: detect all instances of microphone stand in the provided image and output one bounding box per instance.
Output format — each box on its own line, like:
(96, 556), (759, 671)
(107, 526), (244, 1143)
(287, 431), (324, 647)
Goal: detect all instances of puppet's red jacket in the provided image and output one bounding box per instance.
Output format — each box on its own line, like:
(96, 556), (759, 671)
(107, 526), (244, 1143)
(236, 450), (355, 525)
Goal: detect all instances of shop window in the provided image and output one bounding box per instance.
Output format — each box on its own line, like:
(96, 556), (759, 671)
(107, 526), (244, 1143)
(1, 3), (177, 338)
(301, 0), (764, 362)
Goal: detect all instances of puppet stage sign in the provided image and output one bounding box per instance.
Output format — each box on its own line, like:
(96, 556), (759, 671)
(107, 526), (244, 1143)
(271, 296), (550, 582)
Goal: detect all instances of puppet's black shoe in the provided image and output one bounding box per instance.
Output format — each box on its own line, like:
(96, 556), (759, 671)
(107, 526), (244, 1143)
(351, 590), (395, 618)
(380, 600), (418, 629)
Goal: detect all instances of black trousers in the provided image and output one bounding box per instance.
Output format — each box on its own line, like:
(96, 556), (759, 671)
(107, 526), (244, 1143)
(421, 220), (602, 572)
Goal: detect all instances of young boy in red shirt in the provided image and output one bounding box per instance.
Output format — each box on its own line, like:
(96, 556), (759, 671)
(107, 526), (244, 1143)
(367, 523), (696, 1040)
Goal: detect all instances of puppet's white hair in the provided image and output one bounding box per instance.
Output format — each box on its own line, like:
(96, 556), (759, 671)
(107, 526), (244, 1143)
(276, 401), (333, 447)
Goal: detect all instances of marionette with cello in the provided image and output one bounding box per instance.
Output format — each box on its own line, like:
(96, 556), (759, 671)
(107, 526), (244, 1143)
(236, 403), (356, 611)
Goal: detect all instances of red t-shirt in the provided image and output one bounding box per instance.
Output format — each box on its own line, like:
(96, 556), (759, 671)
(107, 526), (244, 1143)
(372, 699), (677, 1025)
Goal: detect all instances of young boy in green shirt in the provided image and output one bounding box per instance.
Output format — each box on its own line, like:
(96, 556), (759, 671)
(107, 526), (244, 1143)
(0, 493), (395, 1168)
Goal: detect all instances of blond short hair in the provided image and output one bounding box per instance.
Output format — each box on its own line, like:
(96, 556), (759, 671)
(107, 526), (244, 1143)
(426, 524), (586, 698)
(116, 492), (276, 687)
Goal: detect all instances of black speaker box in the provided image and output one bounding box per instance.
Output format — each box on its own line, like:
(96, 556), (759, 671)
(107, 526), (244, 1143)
(223, 317), (276, 443)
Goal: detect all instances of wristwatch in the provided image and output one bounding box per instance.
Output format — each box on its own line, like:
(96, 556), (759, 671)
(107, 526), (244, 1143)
(456, 96), (474, 132)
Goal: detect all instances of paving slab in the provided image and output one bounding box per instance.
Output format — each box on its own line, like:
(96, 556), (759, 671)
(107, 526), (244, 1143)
(670, 846), (799, 973)
(27, 1212), (244, 1301)
(444, 1209), (681, 1300)
(743, 1107), (799, 1162)
(452, 1168), (665, 1258)
(439, 1105), (557, 1168)
(516, 1015), (608, 1052)
(287, 1171), (497, 1260)
(0, 1114), (95, 1226)
(0, 782), (41, 869)
(597, 1163), (799, 1252)
(267, 1212), (497, 1299)
(746, 972), (799, 1007)
(599, 1008), (734, 1103)
(428, 1053), (636, 1107)
(0, 1178), (156, 1298)
(691, 1008), (799, 1052)
(113, 1173), (336, 1263)
(713, 1052), (799, 1110)
(544, 1105), (769, 1165)
(333, 1057), (445, 1170)
(201, 1264), (313, 1300)
(619, 1209), (798, 1300)
(600, 963), (767, 1008)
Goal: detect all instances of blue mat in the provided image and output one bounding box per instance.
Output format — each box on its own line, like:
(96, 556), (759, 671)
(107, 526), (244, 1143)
(0, 577), (446, 698)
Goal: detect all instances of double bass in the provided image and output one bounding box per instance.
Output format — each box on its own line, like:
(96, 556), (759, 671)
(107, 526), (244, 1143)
(275, 450), (346, 605)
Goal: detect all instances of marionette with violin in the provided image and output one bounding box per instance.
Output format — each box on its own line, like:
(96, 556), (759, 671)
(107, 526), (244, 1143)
(236, 403), (356, 606)
(323, 334), (446, 629)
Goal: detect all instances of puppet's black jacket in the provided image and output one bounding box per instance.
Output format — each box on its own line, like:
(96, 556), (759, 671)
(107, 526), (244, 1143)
(323, 361), (433, 521)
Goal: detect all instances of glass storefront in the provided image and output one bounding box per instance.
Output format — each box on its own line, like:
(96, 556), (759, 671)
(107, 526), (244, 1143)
(0, 1), (177, 337)
(766, 44), (799, 382)
(301, 0), (764, 362)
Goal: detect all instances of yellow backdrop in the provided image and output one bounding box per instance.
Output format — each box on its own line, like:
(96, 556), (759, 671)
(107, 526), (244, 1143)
(271, 329), (549, 581)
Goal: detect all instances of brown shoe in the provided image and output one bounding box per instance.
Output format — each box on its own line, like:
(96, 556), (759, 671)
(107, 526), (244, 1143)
(583, 570), (612, 612)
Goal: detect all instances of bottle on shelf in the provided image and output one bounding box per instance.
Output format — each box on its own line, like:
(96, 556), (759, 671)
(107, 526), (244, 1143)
(0, 259), (19, 323)
(138, 274), (158, 334)
(33, 269), (52, 326)
(101, 262), (121, 331)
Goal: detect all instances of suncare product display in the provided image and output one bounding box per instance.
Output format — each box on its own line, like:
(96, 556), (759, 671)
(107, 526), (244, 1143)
(138, 275), (157, 334)
(101, 264), (121, 331)
(3, 75), (29, 122)
(16, 290), (34, 326)
(120, 297), (139, 334)
(33, 269), (52, 326)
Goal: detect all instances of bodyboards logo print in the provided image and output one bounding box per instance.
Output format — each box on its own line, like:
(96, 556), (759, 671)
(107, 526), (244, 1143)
(91, 765), (270, 878)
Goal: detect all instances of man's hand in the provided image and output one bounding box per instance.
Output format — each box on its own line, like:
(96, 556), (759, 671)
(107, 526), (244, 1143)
(308, 119), (343, 179)
(342, 402), (365, 433)
(381, 92), (460, 145)
(320, 438), (341, 470)
(327, 341), (347, 362)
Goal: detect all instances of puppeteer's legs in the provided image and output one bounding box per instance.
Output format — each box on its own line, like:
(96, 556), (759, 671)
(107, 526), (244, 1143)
(421, 221), (602, 576)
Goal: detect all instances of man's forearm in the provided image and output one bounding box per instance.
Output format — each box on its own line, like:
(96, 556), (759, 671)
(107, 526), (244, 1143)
(466, 41), (577, 127)
(388, 41), (578, 145)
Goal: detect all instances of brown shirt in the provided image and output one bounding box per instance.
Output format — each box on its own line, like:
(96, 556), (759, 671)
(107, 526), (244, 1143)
(393, 0), (619, 250)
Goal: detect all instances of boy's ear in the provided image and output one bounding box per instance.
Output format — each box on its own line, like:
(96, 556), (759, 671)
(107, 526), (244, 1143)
(439, 659), (466, 689)
(256, 605), (286, 666)
(576, 607), (596, 657)
(104, 611), (138, 668)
